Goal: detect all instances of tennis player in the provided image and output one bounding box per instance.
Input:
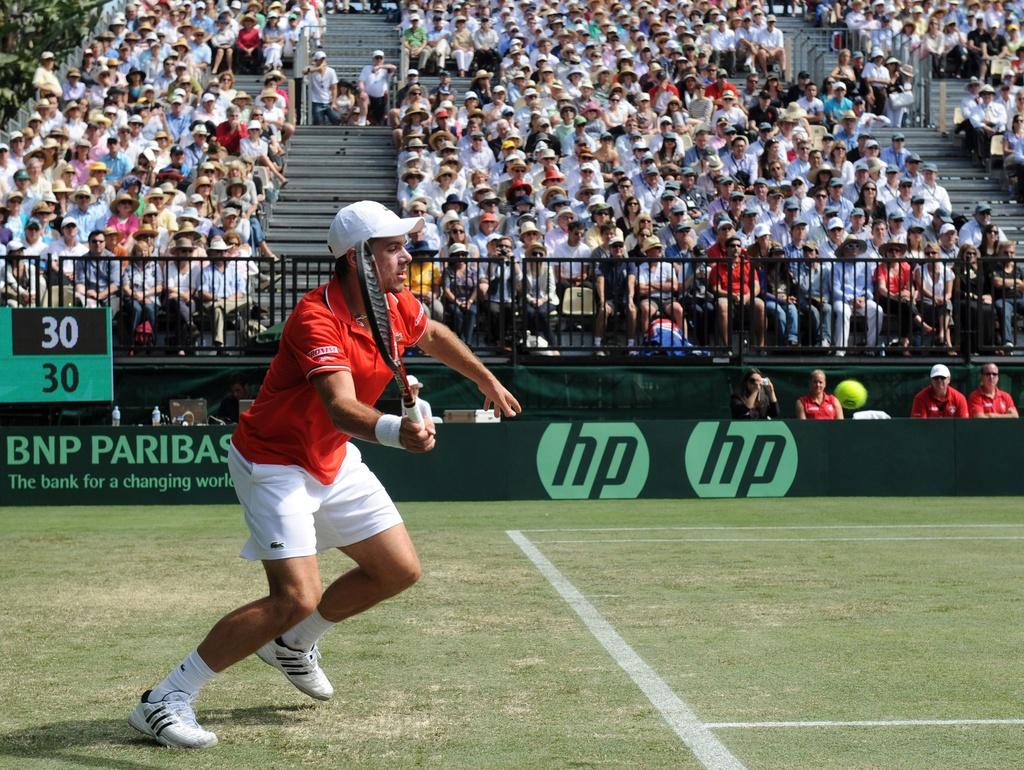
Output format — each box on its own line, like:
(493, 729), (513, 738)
(129, 200), (521, 748)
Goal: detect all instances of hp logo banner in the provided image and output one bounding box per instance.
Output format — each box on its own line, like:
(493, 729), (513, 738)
(685, 422), (798, 498)
(536, 423), (650, 500)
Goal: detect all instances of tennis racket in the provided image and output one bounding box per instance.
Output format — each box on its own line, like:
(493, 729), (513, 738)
(354, 240), (424, 425)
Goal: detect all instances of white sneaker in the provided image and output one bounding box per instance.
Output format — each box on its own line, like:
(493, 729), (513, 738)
(128, 690), (218, 749)
(256, 638), (334, 700)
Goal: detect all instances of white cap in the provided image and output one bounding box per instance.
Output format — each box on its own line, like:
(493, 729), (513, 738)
(753, 223), (771, 238)
(407, 68), (418, 76)
(328, 200), (423, 258)
(406, 374), (422, 388)
(372, 49), (385, 58)
(939, 223), (956, 235)
(247, 120), (261, 130)
(827, 217), (845, 230)
(930, 364), (951, 379)
(7, 239), (24, 250)
(313, 50), (327, 60)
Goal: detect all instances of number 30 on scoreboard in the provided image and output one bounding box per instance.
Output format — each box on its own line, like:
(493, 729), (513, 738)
(0, 308), (113, 404)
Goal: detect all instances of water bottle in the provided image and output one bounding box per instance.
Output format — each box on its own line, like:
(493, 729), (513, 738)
(151, 406), (161, 426)
(111, 405), (121, 427)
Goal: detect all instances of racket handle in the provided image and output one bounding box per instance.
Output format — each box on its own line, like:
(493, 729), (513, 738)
(402, 398), (424, 426)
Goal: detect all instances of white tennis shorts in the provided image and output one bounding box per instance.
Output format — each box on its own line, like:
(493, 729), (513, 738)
(228, 441), (403, 561)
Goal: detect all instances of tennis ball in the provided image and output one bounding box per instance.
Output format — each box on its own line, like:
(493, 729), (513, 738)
(834, 379), (868, 410)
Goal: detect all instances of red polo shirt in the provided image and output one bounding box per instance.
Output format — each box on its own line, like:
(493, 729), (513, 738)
(910, 385), (969, 418)
(968, 387), (1016, 417)
(798, 393), (840, 419)
(232, 278), (428, 484)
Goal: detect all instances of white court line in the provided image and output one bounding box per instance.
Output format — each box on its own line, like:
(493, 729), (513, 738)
(707, 719), (1024, 729)
(542, 536), (1024, 544)
(506, 529), (748, 770)
(524, 524), (1024, 533)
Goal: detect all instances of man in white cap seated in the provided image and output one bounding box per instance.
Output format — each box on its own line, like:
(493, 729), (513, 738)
(910, 363), (969, 418)
(405, 375), (439, 423)
(359, 49), (396, 126)
(128, 200), (518, 750)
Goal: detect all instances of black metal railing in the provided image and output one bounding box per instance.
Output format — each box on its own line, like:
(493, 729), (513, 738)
(278, 254), (1024, 361)
(4, 253), (1021, 360)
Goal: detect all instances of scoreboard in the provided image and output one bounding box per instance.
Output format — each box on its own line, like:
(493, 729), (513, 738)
(0, 308), (113, 404)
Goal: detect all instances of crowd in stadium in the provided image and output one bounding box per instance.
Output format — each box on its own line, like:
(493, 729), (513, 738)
(1, 0), (1024, 357)
(387, 0), (1024, 355)
(0, 0), (322, 352)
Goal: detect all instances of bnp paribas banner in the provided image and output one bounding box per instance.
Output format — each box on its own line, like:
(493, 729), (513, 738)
(1, 421), (1022, 506)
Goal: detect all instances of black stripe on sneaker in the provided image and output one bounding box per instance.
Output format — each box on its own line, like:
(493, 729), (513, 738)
(151, 717), (175, 736)
(146, 707), (167, 725)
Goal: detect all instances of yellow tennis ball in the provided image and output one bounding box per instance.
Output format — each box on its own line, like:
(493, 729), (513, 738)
(834, 379), (868, 410)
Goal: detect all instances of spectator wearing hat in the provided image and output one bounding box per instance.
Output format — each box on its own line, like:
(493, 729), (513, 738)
(241, 118), (288, 188)
(792, 238), (832, 347)
(405, 238), (444, 321)
(480, 232), (519, 348)
(419, 16), (450, 74)
(32, 51), (61, 98)
(210, 13), (238, 74)
(755, 15), (786, 77)
(196, 241), (251, 351)
(831, 236), (883, 353)
(966, 84), (1007, 163)
(107, 192), (140, 248)
(911, 364), (969, 417)
(441, 242), (480, 346)
(914, 163), (951, 216)
(43, 218), (86, 305)
(234, 14), (263, 75)
(2, 241), (45, 307)
(402, 14), (428, 70)
(958, 202), (1003, 247)
(521, 242), (559, 349)
(874, 239), (928, 351)
(258, 88), (295, 143)
(63, 187), (103, 243)
(304, 51), (342, 126)
(358, 50), (396, 126)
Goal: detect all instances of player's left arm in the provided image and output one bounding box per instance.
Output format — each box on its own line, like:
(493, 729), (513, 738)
(415, 320), (522, 418)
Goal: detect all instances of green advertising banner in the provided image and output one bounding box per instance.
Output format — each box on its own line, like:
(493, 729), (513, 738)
(1, 421), (1022, 506)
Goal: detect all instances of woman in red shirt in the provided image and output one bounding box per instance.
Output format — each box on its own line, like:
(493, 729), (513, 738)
(796, 369), (844, 419)
(873, 240), (931, 353)
(234, 14), (264, 75)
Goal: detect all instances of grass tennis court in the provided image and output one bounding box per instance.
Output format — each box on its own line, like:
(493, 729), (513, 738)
(2, 497), (1022, 769)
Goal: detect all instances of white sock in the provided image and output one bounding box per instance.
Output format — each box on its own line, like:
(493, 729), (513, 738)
(149, 649), (217, 701)
(281, 609), (336, 651)
(593, 336), (602, 346)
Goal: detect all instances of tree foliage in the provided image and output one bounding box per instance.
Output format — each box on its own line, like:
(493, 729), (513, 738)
(0, 0), (108, 126)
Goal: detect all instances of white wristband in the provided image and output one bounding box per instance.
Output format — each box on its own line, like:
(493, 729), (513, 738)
(374, 414), (403, 449)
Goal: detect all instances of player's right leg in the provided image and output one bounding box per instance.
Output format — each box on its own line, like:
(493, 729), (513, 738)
(130, 447), (329, 747)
